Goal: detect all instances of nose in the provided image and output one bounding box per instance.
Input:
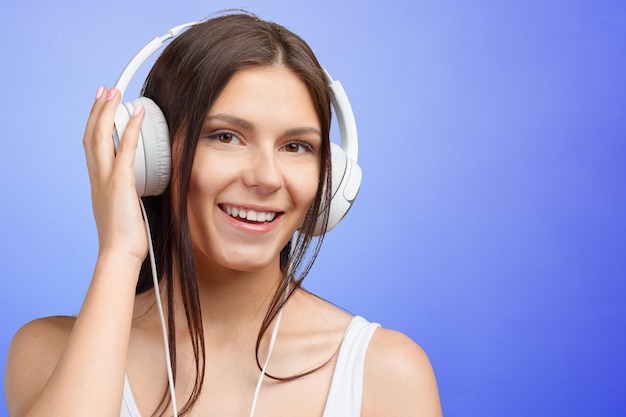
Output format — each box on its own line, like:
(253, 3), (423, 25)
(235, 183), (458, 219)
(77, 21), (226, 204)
(242, 145), (283, 194)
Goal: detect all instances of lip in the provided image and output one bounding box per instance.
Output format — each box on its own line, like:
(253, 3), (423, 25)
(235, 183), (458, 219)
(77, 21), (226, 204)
(218, 203), (283, 233)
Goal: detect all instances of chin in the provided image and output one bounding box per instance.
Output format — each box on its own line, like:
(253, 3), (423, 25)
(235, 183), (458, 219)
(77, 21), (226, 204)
(194, 245), (283, 276)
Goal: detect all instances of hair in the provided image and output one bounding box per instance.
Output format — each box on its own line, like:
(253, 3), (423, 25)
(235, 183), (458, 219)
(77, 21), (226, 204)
(136, 12), (333, 416)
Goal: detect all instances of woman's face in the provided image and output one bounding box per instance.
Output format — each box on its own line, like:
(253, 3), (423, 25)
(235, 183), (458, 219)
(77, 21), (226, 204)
(187, 66), (321, 275)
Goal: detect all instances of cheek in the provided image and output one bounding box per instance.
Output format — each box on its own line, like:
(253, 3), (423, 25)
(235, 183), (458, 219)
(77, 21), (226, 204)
(186, 153), (220, 228)
(188, 165), (208, 196)
(289, 164), (321, 208)
(188, 150), (233, 194)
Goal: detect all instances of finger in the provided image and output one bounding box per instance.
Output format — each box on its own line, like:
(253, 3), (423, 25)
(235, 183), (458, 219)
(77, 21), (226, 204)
(83, 87), (107, 142)
(113, 103), (145, 173)
(87, 88), (122, 180)
(83, 87), (112, 189)
(82, 87), (108, 165)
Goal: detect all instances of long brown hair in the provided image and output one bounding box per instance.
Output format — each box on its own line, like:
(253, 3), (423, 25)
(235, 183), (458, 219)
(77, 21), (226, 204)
(136, 12), (333, 416)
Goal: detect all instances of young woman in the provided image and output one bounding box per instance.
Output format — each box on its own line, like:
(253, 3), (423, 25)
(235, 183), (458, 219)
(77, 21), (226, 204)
(5, 12), (442, 417)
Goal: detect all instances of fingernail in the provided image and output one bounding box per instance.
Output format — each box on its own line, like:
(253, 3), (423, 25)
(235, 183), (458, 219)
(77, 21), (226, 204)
(132, 104), (144, 117)
(106, 88), (118, 101)
(95, 86), (105, 99)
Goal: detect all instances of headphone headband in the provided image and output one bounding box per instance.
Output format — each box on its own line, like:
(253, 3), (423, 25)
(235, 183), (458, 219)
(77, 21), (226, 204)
(114, 21), (358, 162)
(115, 21), (199, 95)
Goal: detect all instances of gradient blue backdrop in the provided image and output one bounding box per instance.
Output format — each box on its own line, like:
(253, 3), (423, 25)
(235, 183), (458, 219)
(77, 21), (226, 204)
(1, 1), (625, 416)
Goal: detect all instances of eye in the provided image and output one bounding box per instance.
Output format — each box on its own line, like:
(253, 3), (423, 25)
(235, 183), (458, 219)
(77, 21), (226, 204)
(207, 131), (241, 145)
(282, 141), (315, 154)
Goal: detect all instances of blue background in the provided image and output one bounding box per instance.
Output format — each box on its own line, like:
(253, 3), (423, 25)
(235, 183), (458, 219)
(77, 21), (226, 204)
(1, 1), (625, 416)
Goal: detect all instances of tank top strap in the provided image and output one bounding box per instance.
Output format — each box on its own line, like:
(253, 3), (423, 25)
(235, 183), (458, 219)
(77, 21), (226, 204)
(322, 316), (380, 417)
(120, 373), (142, 417)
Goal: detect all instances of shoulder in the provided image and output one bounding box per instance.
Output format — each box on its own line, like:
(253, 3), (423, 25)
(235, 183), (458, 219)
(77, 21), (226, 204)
(7, 315), (76, 359)
(5, 316), (76, 417)
(362, 327), (442, 417)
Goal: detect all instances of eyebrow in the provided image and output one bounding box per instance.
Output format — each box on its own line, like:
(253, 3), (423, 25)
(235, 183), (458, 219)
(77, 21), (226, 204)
(205, 114), (255, 131)
(205, 113), (322, 137)
(284, 126), (322, 137)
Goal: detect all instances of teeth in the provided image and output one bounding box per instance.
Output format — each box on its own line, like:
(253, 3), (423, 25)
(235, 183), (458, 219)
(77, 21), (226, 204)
(223, 205), (276, 223)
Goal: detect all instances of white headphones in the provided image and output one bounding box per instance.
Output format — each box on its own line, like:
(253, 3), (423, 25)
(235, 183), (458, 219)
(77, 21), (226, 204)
(113, 21), (361, 235)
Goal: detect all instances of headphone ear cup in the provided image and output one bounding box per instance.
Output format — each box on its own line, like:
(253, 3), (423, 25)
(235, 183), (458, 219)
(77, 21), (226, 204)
(113, 97), (171, 196)
(134, 97), (171, 196)
(311, 142), (362, 236)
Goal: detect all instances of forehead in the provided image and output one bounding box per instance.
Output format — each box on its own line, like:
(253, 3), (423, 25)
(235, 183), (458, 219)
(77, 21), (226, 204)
(207, 66), (321, 130)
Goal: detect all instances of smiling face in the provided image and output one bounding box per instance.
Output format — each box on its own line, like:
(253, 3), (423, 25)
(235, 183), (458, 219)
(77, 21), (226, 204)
(187, 65), (322, 276)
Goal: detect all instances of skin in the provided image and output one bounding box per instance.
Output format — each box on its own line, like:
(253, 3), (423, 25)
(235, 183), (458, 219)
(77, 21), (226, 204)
(5, 66), (442, 417)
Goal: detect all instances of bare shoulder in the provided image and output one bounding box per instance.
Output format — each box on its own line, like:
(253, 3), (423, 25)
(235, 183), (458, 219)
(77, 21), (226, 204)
(7, 315), (76, 361)
(362, 327), (443, 417)
(5, 316), (76, 417)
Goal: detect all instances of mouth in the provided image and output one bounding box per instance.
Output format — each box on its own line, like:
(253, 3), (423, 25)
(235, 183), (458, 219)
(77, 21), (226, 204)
(220, 204), (280, 224)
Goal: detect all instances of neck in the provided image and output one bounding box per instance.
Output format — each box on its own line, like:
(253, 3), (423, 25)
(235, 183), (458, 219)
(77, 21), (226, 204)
(132, 249), (287, 346)
(180, 251), (285, 331)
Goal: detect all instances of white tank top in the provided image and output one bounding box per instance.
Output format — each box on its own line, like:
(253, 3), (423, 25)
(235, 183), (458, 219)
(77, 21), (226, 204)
(121, 316), (379, 417)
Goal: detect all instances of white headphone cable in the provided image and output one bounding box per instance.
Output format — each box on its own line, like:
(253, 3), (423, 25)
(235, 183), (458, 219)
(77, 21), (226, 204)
(140, 199), (179, 417)
(249, 299), (285, 417)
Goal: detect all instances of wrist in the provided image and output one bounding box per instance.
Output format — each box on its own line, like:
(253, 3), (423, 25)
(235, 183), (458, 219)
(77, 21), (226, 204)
(95, 250), (145, 280)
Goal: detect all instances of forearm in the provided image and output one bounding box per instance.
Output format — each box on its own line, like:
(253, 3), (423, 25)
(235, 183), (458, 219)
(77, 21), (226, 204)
(24, 253), (140, 417)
